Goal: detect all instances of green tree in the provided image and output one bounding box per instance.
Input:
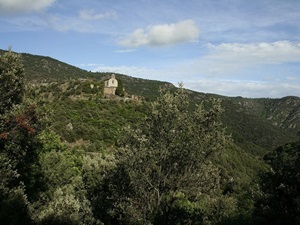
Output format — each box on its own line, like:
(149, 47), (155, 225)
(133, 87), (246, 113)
(0, 50), (38, 224)
(98, 87), (235, 225)
(0, 50), (25, 114)
(255, 141), (300, 225)
(32, 131), (97, 225)
(0, 153), (33, 225)
(0, 104), (44, 199)
(0, 50), (99, 225)
(115, 79), (125, 97)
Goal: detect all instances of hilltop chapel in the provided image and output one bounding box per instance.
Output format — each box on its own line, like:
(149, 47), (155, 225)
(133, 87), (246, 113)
(104, 74), (118, 95)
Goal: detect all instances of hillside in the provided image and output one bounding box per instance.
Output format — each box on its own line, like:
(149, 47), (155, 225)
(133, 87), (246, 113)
(183, 90), (299, 154)
(0, 49), (92, 82)
(11, 49), (298, 152)
(2, 49), (300, 224)
(221, 97), (299, 154)
(2, 49), (299, 180)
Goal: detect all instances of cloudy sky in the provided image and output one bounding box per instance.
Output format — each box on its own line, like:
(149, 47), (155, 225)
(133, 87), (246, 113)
(1, 0), (300, 98)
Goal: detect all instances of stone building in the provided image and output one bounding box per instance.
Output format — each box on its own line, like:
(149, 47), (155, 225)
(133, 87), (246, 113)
(104, 74), (118, 95)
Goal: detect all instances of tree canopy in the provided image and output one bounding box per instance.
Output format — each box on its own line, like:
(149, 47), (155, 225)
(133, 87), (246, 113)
(0, 50), (25, 114)
(95, 87), (236, 225)
(0, 50), (96, 225)
(255, 141), (300, 224)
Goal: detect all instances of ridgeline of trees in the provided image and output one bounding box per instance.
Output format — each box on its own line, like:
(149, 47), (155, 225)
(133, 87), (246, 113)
(1, 50), (300, 225)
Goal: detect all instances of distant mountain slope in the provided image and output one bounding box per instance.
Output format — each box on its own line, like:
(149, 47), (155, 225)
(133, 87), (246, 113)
(22, 53), (94, 82)
(5, 50), (175, 99)
(184, 90), (299, 155)
(224, 96), (300, 138)
(260, 97), (300, 135)
(0, 49), (93, 82)
(221, 97), (298, 155)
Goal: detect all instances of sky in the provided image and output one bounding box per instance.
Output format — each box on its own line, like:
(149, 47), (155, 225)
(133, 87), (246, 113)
(1, 0), (300, 98)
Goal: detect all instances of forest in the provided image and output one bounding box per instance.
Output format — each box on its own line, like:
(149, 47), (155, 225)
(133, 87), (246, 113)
(1, 50), (300, 225)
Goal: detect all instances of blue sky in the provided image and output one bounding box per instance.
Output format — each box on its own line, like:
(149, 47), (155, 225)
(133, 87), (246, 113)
(1, 0), (300, 98)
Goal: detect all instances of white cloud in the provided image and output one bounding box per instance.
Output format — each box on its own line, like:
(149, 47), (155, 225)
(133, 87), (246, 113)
(185, 79), (300, 98)
(45, 14), (94, 32)
(92, 65), (158, 79)
(0, 0), (55, 14)
(286, 76), (299, 81)
(159, 40), (300, 97)
(43, 9), (118, 33)
(88, 44), (300, 98)
(79, 9), (117, 21)
(114, 49), (137, 53)
(176, 41), (300, 79)
(79, 63), (100, 68)
(119, 20), (200, 47)
(206, 41), (300, 65)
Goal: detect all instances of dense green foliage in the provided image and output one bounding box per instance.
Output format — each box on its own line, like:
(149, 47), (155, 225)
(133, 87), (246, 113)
(221, 98), (297, 155)
(95, 88), (235, 225)
(115, 78), (125, 97)
(0, 51), (95, 225)
(0, 50), (25, 113)
(0, 50), (41, 224)
(254, 141), (300, 224)
(49, 99), (148, 150)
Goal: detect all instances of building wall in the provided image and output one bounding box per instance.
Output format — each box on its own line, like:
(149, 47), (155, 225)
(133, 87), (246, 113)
(104, 74), (118, 95)
(105, 74), (118, 88)
(104, 87), (117, 95)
